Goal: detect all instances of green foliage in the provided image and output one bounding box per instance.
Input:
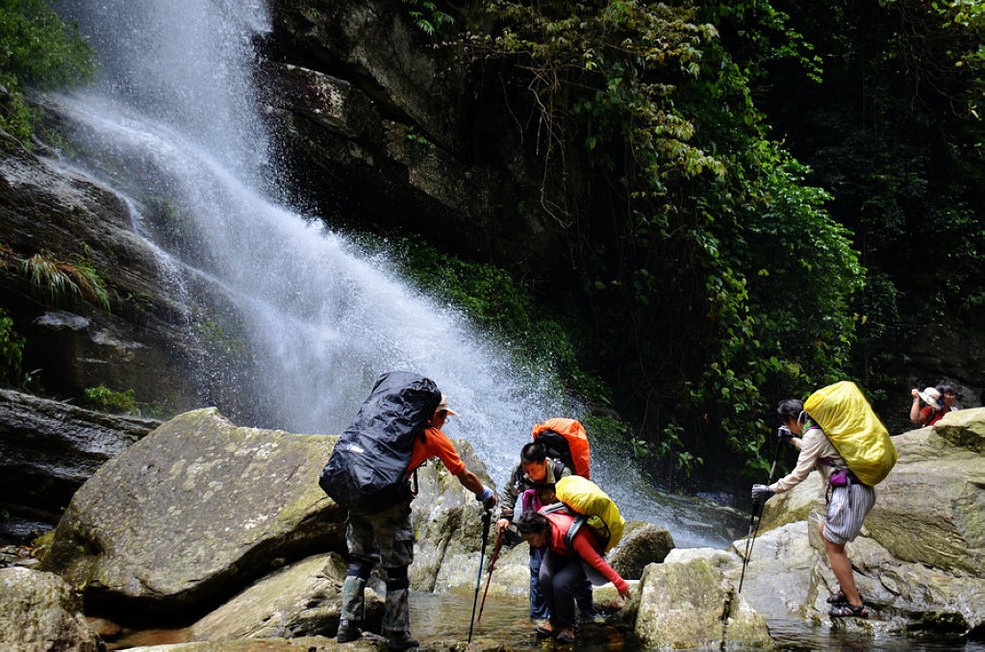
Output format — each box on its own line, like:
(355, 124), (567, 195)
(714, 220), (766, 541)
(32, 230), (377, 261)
(0, 0), (95, 143)
(83, 385), (138, 415)
(401, 0), (455, 37)
(707, 0), (985, 426)
(696, 0), (824, 82)
(381, 234), (607, 399)
(21, 251), (111, 310)
(477, 0), (864, 479)
(192, 316), (249, 369)
(0, 308), (25, 386)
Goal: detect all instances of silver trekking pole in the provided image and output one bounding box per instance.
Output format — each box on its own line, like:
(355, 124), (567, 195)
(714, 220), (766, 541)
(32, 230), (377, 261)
(468, 509), (493, 643)
(738, 428), (786, 592)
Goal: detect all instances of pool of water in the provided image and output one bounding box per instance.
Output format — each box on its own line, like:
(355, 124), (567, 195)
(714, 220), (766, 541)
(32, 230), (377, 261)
(410, 590), (985, 651)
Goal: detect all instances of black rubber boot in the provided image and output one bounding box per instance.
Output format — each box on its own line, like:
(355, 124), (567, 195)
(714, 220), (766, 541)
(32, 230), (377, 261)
(387, 629), (419, 650)
(337, 623), (363, 643)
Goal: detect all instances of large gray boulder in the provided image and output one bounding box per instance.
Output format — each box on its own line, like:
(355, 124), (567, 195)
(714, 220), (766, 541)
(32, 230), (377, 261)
(189, 552), (382, 641)
(634, 557), (773, 649)
(0, 388), (159, 541)
(609, 520), (676, 580)
(39, 408), (345, 618)
(865, 409), (985, 576)
(0, 567), (103, 651)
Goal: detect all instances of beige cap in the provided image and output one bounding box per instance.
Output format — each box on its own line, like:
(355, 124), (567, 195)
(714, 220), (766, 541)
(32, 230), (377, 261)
(436, 393), (458, 416)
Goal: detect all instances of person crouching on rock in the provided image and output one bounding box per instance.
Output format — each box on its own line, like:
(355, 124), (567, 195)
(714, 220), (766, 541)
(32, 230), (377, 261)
(514, 509), (631, 644)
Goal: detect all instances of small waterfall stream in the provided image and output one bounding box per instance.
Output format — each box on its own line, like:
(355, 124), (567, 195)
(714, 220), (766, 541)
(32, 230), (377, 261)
(48, 0), (740, 548)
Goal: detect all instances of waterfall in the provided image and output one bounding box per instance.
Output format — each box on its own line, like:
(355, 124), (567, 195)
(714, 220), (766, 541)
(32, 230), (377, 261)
(49, 0), (740, 547)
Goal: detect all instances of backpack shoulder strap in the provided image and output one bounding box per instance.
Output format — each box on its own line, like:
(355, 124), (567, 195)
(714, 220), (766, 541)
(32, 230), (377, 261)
(552, 459), (567, 482)
(563, 514), (588, 552)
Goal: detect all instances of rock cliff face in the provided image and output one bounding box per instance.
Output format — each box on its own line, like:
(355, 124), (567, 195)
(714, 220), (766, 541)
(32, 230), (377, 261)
(0, 136), (210, 411)
(0, 0), (583, 419)
(263, 0), (582, 274)
(0, 389), (159, 541)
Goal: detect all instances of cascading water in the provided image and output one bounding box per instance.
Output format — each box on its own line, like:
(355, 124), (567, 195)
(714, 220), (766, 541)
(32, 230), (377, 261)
(50, 0), (741, 548)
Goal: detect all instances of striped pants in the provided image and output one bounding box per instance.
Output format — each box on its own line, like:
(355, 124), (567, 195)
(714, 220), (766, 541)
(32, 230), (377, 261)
(823, 481), (875, 545)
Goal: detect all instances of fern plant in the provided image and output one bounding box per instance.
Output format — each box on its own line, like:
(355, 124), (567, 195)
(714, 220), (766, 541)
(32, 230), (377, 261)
(21, 252), (111, 310)
(402, 0), (454, 36)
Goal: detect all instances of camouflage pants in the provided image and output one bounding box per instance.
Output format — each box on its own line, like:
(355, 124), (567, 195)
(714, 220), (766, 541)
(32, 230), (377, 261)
(341, 501), (415, 634)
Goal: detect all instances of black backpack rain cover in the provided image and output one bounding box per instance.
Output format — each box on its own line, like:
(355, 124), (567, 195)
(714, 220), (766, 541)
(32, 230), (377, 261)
(319, 371), (441, 514)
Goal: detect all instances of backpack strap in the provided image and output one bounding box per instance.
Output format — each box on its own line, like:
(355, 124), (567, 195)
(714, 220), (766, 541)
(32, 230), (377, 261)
(551, 459), (566, 482)
(563, 514), (588, 552)
(539, 502), (569, 515)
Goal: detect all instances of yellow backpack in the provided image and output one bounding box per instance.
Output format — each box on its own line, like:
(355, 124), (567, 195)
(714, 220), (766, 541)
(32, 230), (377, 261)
(803, 381), (898, 485)
(550, 475), (625, 553)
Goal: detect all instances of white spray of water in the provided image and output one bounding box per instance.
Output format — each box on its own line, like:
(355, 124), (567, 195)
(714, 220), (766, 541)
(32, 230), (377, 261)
(50, 0), (738, 546)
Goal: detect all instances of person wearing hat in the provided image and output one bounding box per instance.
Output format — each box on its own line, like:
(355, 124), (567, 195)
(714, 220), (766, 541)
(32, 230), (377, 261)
(909, 386), (945, 427)
(337, 392), (497, 649)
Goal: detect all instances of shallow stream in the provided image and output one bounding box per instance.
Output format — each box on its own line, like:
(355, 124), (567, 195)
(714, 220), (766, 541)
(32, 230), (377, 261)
(411, 589), (985, 651)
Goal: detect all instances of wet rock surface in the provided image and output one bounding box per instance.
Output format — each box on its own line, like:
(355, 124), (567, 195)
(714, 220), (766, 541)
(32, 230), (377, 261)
(0, 388), (160, 542)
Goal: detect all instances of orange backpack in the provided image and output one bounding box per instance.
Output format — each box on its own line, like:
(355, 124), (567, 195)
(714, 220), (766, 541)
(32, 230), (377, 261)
(532, 418), (591, 479)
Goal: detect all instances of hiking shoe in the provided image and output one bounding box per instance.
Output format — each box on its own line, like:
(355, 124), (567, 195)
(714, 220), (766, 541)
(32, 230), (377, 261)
(535, 621), (554, 639)
(337, 624), (362, 643)
(555, 627), (577, 644)
(387, 630), (419, 650)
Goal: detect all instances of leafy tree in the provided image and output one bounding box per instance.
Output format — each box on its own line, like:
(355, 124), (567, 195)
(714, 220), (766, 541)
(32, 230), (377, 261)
(472, 0), (864, 480)
(699, 0), (984, 420)
(0, 0), (94, 143)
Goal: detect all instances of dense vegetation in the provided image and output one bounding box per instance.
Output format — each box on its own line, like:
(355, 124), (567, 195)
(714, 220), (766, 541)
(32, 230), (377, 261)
(458, 0), (863, 481)
(709, 0), (985, 401)
(436, 0), (981, 484)
(0, 0), (94, 144)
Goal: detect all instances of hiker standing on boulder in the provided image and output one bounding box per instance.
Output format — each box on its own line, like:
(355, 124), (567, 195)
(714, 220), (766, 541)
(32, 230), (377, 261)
(515, 509), (631, 644)
(496, 440), (597, 624)
(322, 372), (496, 650)
(751, 399), (875, 618)
(909, 386), (945, 426)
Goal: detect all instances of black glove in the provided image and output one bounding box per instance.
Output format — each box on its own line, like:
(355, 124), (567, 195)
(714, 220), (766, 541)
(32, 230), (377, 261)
(751, 483), (774, 503)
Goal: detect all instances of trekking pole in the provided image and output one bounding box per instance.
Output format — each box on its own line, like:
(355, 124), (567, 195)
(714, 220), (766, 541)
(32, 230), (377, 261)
(738, 430), (785, 593)
(476, 526), (504, 625)
(468, 509), (493, 643)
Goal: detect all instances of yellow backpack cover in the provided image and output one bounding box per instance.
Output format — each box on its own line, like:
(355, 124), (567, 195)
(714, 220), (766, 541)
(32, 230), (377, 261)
(803, 380), (897, 485)
(554, 475), (625, 552)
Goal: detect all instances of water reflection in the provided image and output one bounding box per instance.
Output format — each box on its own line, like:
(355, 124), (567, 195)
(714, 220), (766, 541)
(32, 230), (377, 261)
(410, 590), (985, 651)
(410, 589), (633, 650)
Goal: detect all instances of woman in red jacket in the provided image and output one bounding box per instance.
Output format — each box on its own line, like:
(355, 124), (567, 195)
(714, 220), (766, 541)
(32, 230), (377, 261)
(515, 510), (631, 644)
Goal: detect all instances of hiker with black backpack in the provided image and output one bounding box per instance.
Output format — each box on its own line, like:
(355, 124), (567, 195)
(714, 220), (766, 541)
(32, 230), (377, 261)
(515, 509), (631, 644)
(320, 372), (497, 650)
(751, 398), (877, 619)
